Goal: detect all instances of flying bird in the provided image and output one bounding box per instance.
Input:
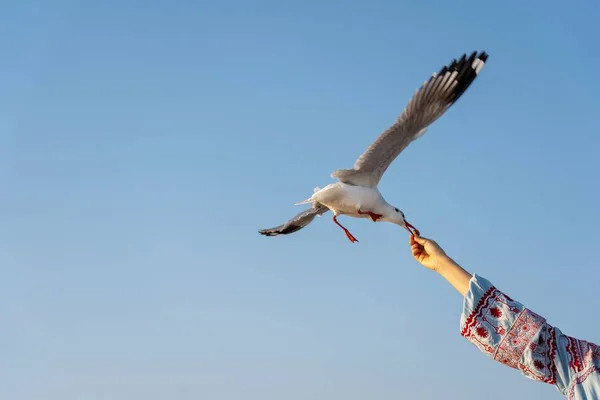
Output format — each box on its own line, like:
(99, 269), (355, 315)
(259, 51), (488, 243)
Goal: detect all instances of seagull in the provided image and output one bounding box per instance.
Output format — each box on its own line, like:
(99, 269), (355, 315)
(259, 51), (488, 243)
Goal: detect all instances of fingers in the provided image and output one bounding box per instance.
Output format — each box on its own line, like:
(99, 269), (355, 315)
(410, 242), (424, 257)
(410, 234), (428, 262)
(411, 234), (429, 245)
(409, 234), (423, 245)
(410, 235), (422, 249)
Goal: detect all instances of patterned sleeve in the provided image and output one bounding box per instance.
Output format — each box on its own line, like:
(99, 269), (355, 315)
(459, 274), (600, 399)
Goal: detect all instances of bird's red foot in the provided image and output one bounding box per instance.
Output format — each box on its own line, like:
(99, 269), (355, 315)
(343, 229), (359, 243)
(358, 209), (382, 222)
(333, 215), (359, 243)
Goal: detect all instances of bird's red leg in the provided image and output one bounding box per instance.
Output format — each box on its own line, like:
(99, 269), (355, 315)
(332, 215), (358, 243)
(357, 209), (382, 222)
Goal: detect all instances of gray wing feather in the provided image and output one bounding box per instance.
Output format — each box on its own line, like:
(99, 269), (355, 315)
(258, 203), (329, 237)
(331, 51), (488, 188)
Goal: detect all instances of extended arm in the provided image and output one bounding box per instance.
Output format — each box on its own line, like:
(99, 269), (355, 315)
(409, 234), (600, 399)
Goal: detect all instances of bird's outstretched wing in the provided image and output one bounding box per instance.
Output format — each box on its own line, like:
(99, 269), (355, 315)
(331, 51), (488, 188)
(258, 203), (329, 236)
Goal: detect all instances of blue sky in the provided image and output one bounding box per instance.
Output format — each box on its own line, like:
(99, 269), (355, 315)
(1, 0), (599, 399)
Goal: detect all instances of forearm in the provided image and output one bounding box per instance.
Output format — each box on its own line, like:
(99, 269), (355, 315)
(436, 257), (473, 296)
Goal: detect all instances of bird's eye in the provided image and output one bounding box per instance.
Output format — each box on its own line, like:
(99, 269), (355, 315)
(394, 208), (399, 212)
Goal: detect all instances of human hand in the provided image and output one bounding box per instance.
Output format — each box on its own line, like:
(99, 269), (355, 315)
(409, 234), (451, 272)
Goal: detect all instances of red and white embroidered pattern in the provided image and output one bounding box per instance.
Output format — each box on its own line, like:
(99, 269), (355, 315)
(461, 286), (526, 357)
(518, 324), (557, 384)
(461, 286), (501, 354)
(564, 336), (600, 398)
(462, 280), (600, 396)
(461, 285), (557, 384)
(566, 336), (600, 373)
(568, 366), (600, 400)
(567, 336), (586, 373)
(496, 309), (546, 368)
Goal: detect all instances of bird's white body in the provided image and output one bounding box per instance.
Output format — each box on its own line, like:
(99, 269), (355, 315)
(300, 183), (386, 218)
(295, 183), (404, 228)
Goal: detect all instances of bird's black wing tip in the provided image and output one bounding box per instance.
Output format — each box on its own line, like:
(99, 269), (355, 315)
(435, 51), (488, 76)
(258, 223), (304, 237)
(442, 50), (489, 104)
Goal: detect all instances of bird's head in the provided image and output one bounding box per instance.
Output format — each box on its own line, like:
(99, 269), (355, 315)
(382, 206), (419, 235)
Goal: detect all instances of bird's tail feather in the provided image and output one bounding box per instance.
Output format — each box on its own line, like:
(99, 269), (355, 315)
(294, 197), (314, 206)
(294, 186), (322, 206)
